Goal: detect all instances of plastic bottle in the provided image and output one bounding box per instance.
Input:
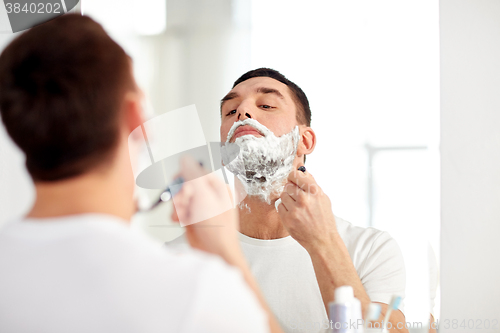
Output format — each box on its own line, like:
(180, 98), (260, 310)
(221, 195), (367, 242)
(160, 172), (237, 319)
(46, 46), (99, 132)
(329, 286), (363, 333)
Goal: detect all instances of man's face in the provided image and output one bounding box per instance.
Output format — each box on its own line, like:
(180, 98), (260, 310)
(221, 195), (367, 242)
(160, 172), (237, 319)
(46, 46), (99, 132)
(220, 77), (299, 142)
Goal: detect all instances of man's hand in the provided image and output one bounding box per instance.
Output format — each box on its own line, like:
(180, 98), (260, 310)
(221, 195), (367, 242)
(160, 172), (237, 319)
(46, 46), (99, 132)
(172, 155), (285, 333)
(172, 155), (240, 261)
(277, 166), (338, 253)
(278, 166), (373, 319)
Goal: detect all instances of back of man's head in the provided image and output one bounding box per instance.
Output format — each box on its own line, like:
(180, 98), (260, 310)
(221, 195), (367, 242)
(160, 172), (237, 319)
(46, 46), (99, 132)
(0, 14), (133, 182)
(232, 68), (312, 127)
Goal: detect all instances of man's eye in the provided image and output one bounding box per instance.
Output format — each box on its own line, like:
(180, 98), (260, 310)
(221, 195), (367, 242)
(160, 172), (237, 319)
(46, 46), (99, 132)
(260, 105), (273, 109)
(226, 110), (237, 116)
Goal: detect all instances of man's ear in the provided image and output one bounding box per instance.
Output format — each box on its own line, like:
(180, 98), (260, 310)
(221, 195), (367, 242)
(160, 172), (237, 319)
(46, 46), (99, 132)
(297, 126), (316, 157)
(122, 91), (146, 138)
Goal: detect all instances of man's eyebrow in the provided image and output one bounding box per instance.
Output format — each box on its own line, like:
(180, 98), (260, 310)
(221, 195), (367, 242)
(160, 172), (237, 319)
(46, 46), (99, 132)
(220, 92), (239, 107)
(220, 86), (285, 111)
(256, 87), (284, 99)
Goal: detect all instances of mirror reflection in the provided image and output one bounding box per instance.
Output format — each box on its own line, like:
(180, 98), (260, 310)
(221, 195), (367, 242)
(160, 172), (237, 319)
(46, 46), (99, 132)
(0, 1), (441, 333)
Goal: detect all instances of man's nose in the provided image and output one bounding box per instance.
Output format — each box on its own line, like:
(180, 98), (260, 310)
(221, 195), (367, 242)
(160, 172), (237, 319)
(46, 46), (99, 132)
(237, 111), (252, 120)
(237, 105), (253, 120)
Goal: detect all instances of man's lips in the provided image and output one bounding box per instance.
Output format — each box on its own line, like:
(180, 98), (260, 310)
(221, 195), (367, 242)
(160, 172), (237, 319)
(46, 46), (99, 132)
(230, 125), (263, 142)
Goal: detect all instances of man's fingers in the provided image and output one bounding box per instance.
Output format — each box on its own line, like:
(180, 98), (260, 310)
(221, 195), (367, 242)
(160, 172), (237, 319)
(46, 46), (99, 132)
(179, 155), (228, 199)
(179, 155), (207, 182)
(172, 181), (194, 222)
(280, 192), (295, 212)
(288, 167), (319, 194)
(204, 171), (229, 198)
(171, 204), (180, 222)
(284, 183), (299, 201)
(287, 166), (311, 190)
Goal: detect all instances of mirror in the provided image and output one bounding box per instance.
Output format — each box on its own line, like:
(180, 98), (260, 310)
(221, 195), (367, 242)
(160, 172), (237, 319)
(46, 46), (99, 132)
(0, 0), (440, 331)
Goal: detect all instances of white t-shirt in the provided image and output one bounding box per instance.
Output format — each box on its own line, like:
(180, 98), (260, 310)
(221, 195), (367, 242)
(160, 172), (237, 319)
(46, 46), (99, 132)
(167, 216), (406, 333)
(0, 214), (268, 333)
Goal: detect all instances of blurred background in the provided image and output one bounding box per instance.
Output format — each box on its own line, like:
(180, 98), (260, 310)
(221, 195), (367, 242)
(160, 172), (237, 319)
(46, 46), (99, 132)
(0, 0), (440, 325)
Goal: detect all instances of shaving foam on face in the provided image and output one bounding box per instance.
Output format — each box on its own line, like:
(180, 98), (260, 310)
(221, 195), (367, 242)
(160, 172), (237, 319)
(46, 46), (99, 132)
(222, 119), (300, 204)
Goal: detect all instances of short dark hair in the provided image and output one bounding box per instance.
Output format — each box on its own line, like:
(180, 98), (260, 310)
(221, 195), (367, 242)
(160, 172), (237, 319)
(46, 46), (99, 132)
(0, 14), (133, 181)
(232, 68), (311, 127)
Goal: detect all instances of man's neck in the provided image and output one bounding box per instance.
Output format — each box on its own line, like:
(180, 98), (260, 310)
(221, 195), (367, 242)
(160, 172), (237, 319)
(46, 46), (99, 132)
(27, 144), (135, 222)
(238, 197), (289, 240)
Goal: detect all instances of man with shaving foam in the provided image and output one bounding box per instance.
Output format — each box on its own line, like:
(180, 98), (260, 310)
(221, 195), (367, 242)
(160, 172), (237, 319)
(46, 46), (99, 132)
(168, 68), (408, 333)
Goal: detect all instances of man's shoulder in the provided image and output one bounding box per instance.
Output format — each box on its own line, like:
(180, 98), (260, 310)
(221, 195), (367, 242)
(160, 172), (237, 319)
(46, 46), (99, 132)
(0, 218), (269, 332)
(0, 215), (251, 296)
(335, 216), (405, 308)
(335, 215), (402, 267)
(0, 215), (220, 276)
(335, 215), (392, 247)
